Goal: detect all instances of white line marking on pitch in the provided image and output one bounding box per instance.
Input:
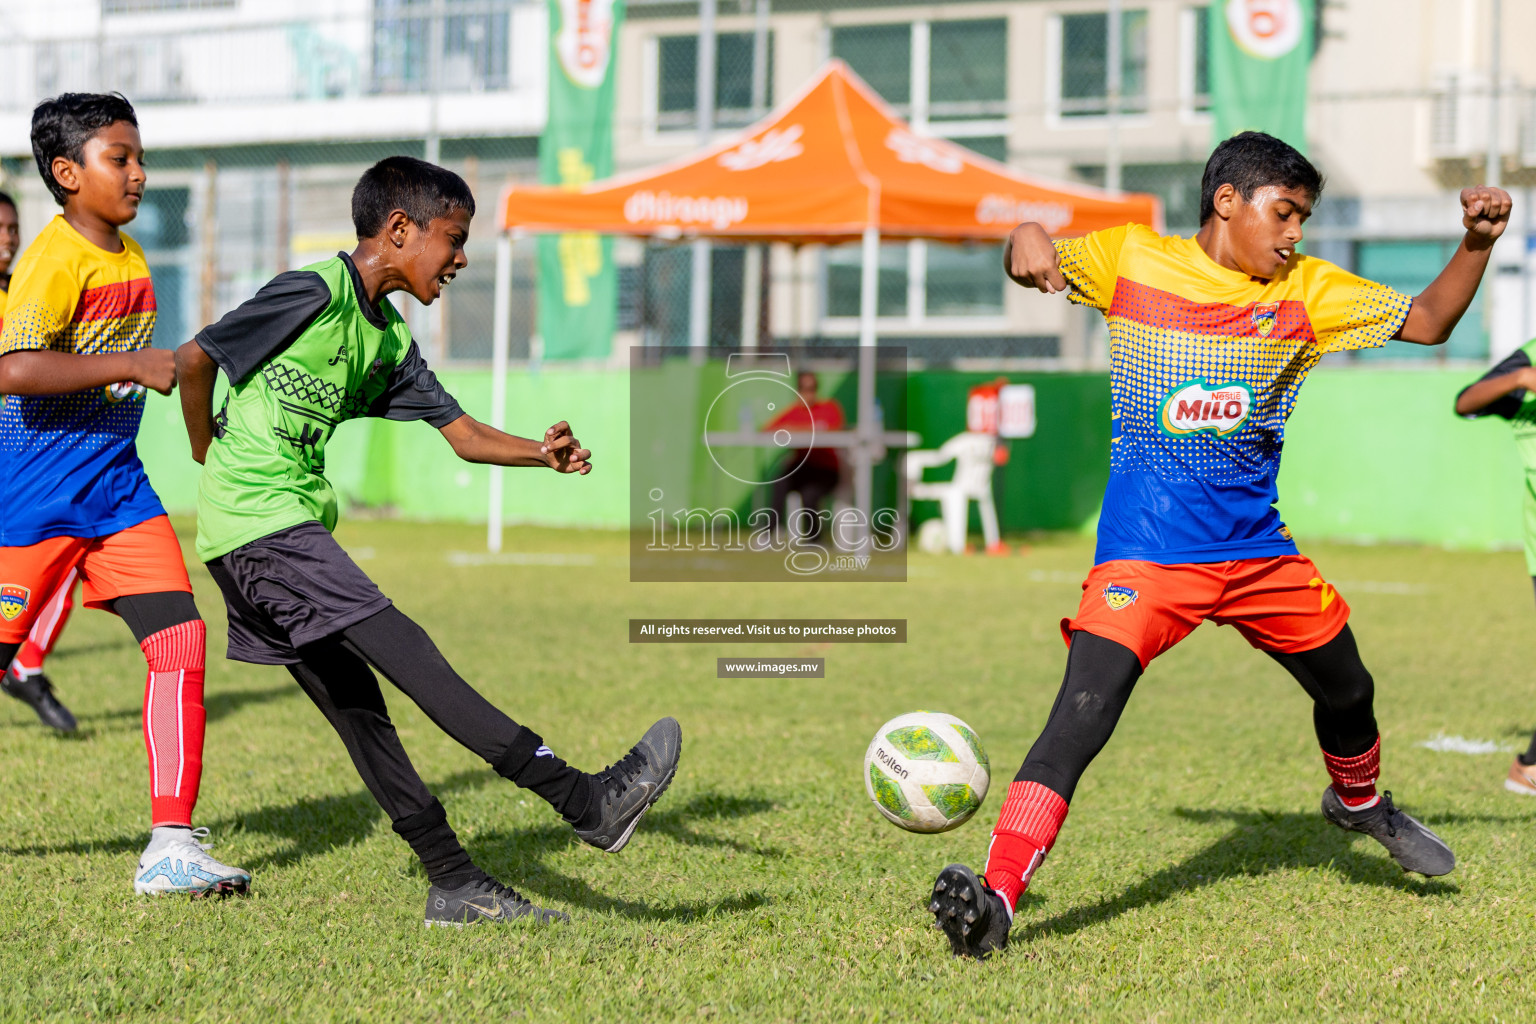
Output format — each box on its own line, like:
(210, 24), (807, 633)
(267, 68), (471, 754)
(1418, 732), (1519, 754)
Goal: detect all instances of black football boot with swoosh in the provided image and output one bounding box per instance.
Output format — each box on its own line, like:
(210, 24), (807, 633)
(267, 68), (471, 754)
(574, 717), (683, 853)
(424, 877), (569, 928)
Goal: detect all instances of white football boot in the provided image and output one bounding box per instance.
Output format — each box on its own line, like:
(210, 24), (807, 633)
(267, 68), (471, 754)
(134, 826), (251, 897)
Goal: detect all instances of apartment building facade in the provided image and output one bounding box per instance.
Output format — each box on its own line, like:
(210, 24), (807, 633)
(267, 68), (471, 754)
(0, 0), (1532, 367)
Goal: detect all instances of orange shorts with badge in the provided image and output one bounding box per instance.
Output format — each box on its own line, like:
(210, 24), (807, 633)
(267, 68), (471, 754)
(1061, 555), (1350, 669)
(0, 515), (192, 643)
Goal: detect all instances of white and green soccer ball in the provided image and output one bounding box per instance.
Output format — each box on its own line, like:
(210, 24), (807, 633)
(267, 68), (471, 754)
(863, 711), (990, 833)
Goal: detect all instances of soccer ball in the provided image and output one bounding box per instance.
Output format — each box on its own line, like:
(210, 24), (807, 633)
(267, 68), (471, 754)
(863, 711), (990, 833)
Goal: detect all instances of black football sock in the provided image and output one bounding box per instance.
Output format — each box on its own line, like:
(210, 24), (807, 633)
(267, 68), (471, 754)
(1520, 731), (1536, 767)
(392, 799), (486, 890)
(493, 726), (598, 827)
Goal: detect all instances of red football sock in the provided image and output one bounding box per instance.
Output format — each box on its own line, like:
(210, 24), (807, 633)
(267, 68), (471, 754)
(141, 621), (207, 828)
(984, 780), (1070, 916)
(1323, 737), (1380, 810)
(10, 576), (76, 677)
(10, 639), (45, 677)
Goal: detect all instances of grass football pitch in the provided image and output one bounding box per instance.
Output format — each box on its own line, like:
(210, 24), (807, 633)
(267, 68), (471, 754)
(1, 520), (1532, 1022)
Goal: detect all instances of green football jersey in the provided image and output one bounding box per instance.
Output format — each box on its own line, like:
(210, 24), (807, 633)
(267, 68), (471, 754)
(193, 254), (462, 561)
(1506, 339), (1536, 467)
(1460, 337), (1536, 574)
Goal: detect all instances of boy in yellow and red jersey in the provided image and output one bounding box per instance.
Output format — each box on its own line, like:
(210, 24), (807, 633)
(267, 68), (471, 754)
(0, 188), (82, 733)
(0, 93), (248, 896)
(928, 132), (1510, 959)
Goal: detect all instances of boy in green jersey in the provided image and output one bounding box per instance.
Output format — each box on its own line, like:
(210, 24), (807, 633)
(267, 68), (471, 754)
(175, 157), (681, 926)
(1456, 341), (1536, 795)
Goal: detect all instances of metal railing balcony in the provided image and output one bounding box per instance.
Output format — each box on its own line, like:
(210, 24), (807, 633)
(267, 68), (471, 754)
(0, 0), (537, 112)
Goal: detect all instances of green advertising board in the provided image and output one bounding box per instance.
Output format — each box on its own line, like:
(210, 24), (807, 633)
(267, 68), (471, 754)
(1209, 0), (1314, 151)
(537, 0), (624, 359)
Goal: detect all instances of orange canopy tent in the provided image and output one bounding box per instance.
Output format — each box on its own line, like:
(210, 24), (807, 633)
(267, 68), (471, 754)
(497, 60), (1158, 242)
(484, 61), (1159, 552)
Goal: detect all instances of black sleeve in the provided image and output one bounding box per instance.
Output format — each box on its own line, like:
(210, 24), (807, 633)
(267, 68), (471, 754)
(1457, 347), (1532, 420)
(367, 341), (465, 427)
(195, 271), (332, 384)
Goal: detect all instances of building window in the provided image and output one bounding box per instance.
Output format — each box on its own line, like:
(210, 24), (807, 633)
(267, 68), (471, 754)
(824, 241), (1003, 323)
(955, 136), (1008, 162)
(928, 20), (1007, 122)
(1355, 240), (1486, 361)
(1057, 9), (1149, 118)
(831, 24), (911, 109)
(825, 243), (910, 319)
(925, 243), (1005, 318)
(1183, 5), (1211, 114)
(655, 31), (775, 132)
(371, 0), (511, 95)
(1076, 161), (1205, 234)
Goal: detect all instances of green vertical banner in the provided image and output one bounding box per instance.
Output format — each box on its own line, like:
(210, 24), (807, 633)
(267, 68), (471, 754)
(1210, 0), (1314, 151)
(537, 0), (624, 360)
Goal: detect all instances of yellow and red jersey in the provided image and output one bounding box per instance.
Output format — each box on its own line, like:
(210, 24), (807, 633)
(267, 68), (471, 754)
(1058, 223), (1412, 565)
(0, 215), (164, 546)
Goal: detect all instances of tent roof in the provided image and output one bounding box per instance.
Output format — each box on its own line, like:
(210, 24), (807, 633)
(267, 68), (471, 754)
(498, 61), (1160, 244)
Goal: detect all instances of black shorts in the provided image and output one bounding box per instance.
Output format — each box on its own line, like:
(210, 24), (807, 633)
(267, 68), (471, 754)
(205, 521), (391, 664)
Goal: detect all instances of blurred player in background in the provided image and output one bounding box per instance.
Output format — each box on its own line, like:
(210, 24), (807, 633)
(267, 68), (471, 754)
(176, 156), (682, 929)
(762, 369), (845, 542)
(0, 187), (83, 732)
(927, 131), (1509, 959)
(0, 93), (248, 895)
(0, 190), (18, 292)
(1454, 343), (1536, 793)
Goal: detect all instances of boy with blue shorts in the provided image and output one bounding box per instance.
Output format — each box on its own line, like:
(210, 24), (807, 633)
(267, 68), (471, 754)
(0, 93), (248, 895)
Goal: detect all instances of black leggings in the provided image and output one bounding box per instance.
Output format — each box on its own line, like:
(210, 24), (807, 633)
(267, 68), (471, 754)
(285, 605), (586, 828)
(1016, 626), (1379, 802)
(1, 590), (199, 668)
(284, 606), (526, 820)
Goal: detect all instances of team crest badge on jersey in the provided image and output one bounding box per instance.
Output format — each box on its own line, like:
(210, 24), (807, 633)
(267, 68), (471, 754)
(1251, 302), (1280, 338)
(1158, 378), (1255, 438)
(103, 381), (146, 404)
(1103, 584), (1138, 611)
(0, 585), (30, 622)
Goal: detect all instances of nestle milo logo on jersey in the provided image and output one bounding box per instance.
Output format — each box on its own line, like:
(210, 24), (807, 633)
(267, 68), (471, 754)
(1158, 378), (1254, 438)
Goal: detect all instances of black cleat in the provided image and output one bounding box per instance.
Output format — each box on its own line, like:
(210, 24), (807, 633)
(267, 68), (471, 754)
(424, 878), (569, 928)
(574, 717), (682, 853)
(1, 667), (77, 733)
(1322, 787), (1455, 877)
(929, 863), (1012, 960)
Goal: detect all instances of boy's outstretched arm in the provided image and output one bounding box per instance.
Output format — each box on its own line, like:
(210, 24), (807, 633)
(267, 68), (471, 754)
(1397, 186), (1513, 345)
(0, 347), (174, 396)
(1004, 222), (1068, 293)
(174, 340), (220, 463)
(440, 416), (592, 474)
(1455, 364), (1536, 416)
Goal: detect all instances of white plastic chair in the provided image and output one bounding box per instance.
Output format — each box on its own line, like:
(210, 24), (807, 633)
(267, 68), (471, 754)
(903, 431), (1000, 554)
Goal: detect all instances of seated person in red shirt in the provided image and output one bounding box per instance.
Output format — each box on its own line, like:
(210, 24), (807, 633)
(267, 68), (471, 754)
(762, 371), (845, 541)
